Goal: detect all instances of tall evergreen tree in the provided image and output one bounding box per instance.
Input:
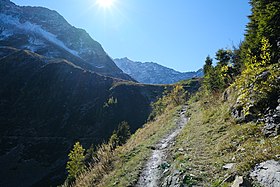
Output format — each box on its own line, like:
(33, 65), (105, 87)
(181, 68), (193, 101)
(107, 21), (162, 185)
(203, 55), (213, 75)
(242, 0), (280, 64)
(215, 49), (232, 66)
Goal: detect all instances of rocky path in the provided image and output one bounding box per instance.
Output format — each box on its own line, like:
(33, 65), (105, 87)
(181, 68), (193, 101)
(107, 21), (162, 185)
(136, 106), (188, 187)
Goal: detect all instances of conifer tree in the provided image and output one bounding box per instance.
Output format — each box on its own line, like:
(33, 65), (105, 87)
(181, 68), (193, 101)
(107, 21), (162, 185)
(203, 56), (213, 75)
(108, 121), (131, 149)
(66, 142), (85, 181)
(242, 0), (280, 65)
(116, 121), (131, 145)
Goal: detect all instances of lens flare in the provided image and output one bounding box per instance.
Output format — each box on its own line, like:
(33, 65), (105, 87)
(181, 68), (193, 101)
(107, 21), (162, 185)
(96, 0), (115, 8)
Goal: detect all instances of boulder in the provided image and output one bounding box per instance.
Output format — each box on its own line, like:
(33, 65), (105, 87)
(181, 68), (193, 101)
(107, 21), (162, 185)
(250, 160), (280, 187)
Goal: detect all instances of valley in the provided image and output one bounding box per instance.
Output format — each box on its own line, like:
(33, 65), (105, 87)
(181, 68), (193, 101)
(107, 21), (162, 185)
(0, 0), (279, 187)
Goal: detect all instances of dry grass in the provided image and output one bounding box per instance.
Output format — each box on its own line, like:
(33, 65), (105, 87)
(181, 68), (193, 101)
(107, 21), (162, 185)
(71, 105), (182, 187)
(169, 92), (280, 186)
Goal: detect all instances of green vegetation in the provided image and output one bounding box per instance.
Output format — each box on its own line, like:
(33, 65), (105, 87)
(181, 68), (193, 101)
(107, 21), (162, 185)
(109, 121), (131, 149)
(66, 142), (86, 182)
(241, 0), (280, 65)
(166, 1), (280, 185)
(63, 83), (189, 187)
(72, 107), (181, 187)
(203, 48), (237, 93)
(168, 92), (280, 186)
(231, 38), (280, 120)
(103, 97), (118, 108)
(149, 84), (186, 120)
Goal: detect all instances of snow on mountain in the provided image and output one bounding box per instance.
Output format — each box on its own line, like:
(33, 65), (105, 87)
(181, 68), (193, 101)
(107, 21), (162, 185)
(114, 57), (203, 84)
(0, 0), (132, 80)
(0, 14), (80, 57)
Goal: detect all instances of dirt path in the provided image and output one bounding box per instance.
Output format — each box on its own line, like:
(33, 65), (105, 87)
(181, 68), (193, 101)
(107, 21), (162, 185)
(136, 106), (188, 187)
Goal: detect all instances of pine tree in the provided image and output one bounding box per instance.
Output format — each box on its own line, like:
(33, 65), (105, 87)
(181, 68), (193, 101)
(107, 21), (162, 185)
(203, 55), (213, 75)
(215, 49), (232, 66)
(116, 121), (131, 145)
(66, 142), (85, 181)
(108, 121), (131, 149)
(242, 0), (280, 65)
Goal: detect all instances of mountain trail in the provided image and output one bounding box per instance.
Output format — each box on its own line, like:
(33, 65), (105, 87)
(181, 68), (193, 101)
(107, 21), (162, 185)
(136, 105), (188, 187)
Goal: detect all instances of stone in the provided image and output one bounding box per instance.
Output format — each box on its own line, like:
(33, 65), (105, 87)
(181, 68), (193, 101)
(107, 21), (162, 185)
(231, 176), (252, 187)
(231, 176), (243, 187)
(262, 121), (280, 137)
(223, 163), (235, 170)
(256, 71), (271, 82)
(178, 148), (184, 152)
(250, 160), (280, 187)
(231, 106), (246, 123)
(261, 103), (280, 137)
(223, 90), (229, 101)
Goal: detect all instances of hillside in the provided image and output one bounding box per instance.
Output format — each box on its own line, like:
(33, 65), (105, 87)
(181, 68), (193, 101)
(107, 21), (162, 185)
(70, 63), (279, 186)
(65, 79), (202, 187)
(114, 57), (203, 84)
(0, 47), (165, 187)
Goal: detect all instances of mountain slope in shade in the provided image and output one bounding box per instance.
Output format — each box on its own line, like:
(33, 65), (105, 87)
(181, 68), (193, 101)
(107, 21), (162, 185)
(0, 0), (132, 80)
(0, 47), (164, 187)
(114, 57), (203, 84)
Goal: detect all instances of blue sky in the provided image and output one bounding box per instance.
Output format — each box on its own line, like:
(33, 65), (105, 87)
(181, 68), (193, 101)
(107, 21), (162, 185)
(13, 0), (251, 72)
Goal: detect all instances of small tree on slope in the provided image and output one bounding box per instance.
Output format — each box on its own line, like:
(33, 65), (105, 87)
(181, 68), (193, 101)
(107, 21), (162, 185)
(66, 141), (85, 182)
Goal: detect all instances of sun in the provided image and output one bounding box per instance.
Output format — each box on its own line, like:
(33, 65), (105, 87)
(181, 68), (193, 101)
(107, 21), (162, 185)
(96, 0), (116, 8)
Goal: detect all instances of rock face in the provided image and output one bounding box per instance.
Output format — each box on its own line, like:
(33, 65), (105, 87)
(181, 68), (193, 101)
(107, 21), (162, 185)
(114, 57), (203, 84)
(230, 66), (280, 137)
(250, 160), (280, 187)
(260, 99), (280, 137)
(0, 47), (164, 187)
(0, 0), (132, 80)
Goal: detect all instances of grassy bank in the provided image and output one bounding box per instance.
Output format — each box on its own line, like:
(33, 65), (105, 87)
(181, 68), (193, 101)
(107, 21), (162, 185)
(168, 92), (280, 186)
(73, 105), (182, 187)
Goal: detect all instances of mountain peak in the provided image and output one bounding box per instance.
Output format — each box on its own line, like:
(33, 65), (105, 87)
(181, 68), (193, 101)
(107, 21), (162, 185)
(0, 0), (133, 81)
(114, 58), (203, 84)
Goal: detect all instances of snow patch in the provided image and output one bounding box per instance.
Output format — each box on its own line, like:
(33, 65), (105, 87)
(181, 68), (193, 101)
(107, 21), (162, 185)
(95, 65), (105, 69)
(0, 14), (80, 58)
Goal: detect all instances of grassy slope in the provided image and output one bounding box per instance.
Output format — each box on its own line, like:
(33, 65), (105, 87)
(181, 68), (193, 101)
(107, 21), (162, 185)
(69, 79), (200, 187)
(169, 91), (280, 186)
(74, 105), (182, 187)
(72, 73), (279, 186)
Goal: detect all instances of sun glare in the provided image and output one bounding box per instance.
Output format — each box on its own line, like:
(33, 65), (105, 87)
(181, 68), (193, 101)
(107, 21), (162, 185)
(96, 0), (115, 8)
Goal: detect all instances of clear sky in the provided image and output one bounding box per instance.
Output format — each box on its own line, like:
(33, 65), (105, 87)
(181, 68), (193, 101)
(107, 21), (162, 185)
(13, 0), (251, 72)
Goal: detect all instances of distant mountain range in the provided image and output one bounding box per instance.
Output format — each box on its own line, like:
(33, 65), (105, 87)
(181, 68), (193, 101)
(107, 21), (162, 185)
(114, 57), (203, 84)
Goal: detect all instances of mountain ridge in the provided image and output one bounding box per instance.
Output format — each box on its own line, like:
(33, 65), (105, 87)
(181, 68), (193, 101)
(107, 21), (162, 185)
(0, 0), (133, 80)
(114, 57), (203, 84)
